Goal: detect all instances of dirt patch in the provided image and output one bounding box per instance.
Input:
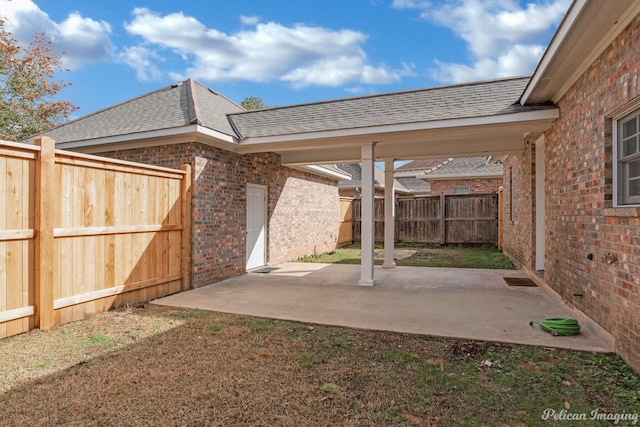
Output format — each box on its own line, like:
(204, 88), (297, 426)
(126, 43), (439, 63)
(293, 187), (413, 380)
(1, 306), (638, 426)
(444, 341), (492, 361)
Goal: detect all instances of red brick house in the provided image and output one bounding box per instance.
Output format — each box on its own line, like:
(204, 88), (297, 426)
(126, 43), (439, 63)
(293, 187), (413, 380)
(502, 0), (640, 370)
(42, 76), (550, 291)
(34, 81), (349, 287)
(394, 158), (447, 196)
(30, 0), (640, 371)
(397, 157), (503, 195)
(337, 163), (411, 198)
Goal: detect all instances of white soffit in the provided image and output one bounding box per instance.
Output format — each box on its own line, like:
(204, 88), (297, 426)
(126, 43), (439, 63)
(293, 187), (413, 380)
(522, 0), (640, 104)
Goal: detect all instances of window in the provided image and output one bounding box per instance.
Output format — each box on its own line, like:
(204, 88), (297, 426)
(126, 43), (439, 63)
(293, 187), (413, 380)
(452, 186), (470, 195)
(617, 108), (640, 205)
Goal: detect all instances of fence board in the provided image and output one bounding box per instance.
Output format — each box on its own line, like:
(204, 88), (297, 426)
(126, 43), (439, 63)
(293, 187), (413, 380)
(351, 193), (498, 246)
(0, 143), (37, 337)
(0, 139), (191, 338)
(338, 198), (354, 246)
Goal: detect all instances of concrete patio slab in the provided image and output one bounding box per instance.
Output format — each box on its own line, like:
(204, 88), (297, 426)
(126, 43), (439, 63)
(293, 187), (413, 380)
(152, 263), (613, 353)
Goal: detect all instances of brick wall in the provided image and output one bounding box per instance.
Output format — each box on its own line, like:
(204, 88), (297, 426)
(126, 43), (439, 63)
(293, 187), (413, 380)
(99, 142), (339, 287)
(502, 134), (538, 269)
(503, 15), (640, 371)
(429, 177), (503, 195)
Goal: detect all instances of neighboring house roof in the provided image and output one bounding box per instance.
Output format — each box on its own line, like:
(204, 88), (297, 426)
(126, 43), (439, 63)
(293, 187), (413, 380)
(421, 157), (503, 180)
(337, 164), (410, 194)
(394, 158), (451, 179)
(394, 176), (432, 195)
(395, 158), (449, 172)
(28, 80), (244, 144)
(228, 76), (551, 139)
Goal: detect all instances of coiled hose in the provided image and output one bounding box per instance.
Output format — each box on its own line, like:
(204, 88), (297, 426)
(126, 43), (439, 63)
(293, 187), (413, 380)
(529, 318), (581, 336)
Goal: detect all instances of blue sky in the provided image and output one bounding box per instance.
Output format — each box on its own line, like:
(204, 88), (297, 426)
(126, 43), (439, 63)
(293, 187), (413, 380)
(1, 0), (571, 117)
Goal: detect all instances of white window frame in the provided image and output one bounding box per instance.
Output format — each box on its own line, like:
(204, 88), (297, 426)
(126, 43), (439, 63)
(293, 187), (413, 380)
(613, 99), (640, 207)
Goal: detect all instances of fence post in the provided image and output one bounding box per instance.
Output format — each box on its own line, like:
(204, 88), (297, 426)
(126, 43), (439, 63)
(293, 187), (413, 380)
(180, 164), (192, 291)
(34, 136), (55, 330)
(439, 193), (446, 245)
(497, 187), (504, 251)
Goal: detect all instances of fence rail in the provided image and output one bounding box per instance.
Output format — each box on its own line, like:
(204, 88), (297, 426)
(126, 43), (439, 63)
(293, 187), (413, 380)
(349, 193), (499, 246)
(0, 138), (191, 339)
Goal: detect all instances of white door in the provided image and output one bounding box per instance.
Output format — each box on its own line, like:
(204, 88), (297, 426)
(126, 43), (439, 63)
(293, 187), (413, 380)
(535, 137), (546, 271)
(246, 184), (267, 270)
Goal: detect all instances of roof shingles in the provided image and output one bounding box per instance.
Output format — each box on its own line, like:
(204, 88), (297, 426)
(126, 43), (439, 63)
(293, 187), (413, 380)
(29, 80), (243, 144)
(228, 76), (550, 139)
(422, 157), (503, 179)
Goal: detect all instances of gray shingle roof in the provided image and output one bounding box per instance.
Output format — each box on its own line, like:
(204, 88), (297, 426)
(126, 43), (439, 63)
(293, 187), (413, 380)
(337, 163), (409, 193)
(28, 80), (243, 144)
(395, 158), (450, 172)
(337, 164), (383, 188)
(228, 76), (552, 139)
(422, 157), (503, 179)
(395, 176), (432, 194)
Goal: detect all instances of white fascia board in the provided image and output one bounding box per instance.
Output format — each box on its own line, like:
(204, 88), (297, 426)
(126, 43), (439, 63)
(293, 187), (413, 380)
(54, 125), (238, 153)
(238, 109), (560, 148)
(488, 155), (509, 164)
(521, 0), (587, 105)
(422, 173), (503, 181)
(522, 0), (640, 105)
(194, 125), (239, 144)
(289, 165), (351, 180)
(54, 125), (200, 150)
(554, 1), (640, 104)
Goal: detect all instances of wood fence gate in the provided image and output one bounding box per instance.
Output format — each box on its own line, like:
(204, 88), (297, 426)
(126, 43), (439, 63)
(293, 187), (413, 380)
(349, 193), (499, 246)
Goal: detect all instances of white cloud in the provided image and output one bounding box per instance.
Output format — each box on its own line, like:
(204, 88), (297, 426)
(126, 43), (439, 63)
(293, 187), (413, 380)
(118, 46), (162, 82)
(391, 0), (433, 9)
(124, 8), (406, 87)
(406, 0), (571, 83)
(0, 0), (114, 69)
(240, 15), (260, 26)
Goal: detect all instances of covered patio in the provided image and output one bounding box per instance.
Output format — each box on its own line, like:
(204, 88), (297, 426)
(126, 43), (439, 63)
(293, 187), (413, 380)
(153, 263), (613, 352)
(229, 76), (559, 285)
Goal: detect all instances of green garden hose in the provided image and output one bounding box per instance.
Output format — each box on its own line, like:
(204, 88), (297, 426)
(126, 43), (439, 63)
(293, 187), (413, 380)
(529, 318), (581, 336)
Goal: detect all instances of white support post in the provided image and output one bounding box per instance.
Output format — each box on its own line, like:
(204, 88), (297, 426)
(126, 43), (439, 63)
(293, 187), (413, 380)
(359, 143), (376, 286)
(383, 158), (396, 268)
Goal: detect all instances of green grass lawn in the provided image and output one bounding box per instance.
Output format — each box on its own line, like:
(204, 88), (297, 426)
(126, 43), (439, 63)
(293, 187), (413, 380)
(298, 242), (517, 270)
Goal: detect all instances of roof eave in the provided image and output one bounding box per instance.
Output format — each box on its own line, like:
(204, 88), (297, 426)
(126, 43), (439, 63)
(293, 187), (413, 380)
(422, 173), (503, 181)
(53, 125), (239, 154)
(290, 165), (351, 181)
(522, 0), (640, 104)
(236, 109), (559, 152)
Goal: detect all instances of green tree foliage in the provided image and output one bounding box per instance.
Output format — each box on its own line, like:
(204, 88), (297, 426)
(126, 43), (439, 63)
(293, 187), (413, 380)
(240, 96), (266, 110)
(0, 18), (77, 141)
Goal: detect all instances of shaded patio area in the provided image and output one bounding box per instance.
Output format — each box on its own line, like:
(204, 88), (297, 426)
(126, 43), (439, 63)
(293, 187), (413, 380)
(153, 263), (613, 353)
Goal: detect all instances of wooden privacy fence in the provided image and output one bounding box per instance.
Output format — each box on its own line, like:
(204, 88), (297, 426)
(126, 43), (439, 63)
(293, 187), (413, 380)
(350, 193), (499, 245)
(338, 198), (354, 246)
(0, 137), (192, 339)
